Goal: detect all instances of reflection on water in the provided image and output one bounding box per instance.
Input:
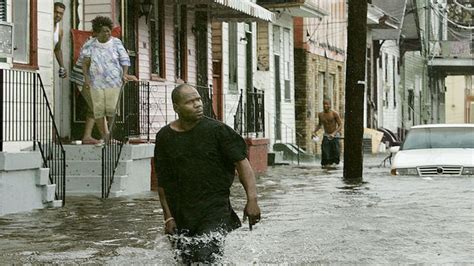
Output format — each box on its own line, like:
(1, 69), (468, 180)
(0, 155), (473, 264)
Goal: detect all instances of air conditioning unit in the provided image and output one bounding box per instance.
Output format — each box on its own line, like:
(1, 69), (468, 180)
(0, 21), (14, 58)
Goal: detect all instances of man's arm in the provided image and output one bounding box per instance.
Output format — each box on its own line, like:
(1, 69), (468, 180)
(54, 29), (67, 78)
(334, 111), (343, 134)
(313, 113), (322, 136)
(235, 158), (261, 226)
(157, 186), (177, 234)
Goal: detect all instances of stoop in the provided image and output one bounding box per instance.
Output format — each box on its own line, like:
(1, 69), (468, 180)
(63, 144), (154, 197)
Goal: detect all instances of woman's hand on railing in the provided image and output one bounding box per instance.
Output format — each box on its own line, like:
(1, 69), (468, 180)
(83, 76), (91, 89)
(122, 74), (138, 83)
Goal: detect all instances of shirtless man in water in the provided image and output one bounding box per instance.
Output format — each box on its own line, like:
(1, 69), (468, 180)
(312, 98), (343, 167)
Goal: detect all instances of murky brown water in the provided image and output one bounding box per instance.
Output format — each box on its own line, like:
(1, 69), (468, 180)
(0, 155), (473, 264)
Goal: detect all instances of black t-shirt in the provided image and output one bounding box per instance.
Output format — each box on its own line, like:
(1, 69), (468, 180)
(154, 117), (247, 234)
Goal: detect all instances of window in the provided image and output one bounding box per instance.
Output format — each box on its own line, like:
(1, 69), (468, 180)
(283, 28), (290, 101)
(256, 22), (269, 71)
(318, 72), (325, 111)
(392, 56), (396, 107)
(13, 0), (37, 68)
(0, 0), (9, 62)
(384, 53), (388, 83)
(408, 89), (414, 120)
(228, 22), (238, 92)
(175, 4), (187, 81)
(328, 74), (335, 104)
(0, 0), (6, 21)
(273, 25), (280, 54)
(150, 0), (165, 78)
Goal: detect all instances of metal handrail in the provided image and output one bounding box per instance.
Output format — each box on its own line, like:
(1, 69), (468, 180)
(234, 90), (243, 134)
(233, 88), (265, 138)
(0, 68), (66, 204)
(267, 111), (304, 165)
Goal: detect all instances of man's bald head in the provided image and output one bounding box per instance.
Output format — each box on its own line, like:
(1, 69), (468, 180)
(172, 84), (196, 104)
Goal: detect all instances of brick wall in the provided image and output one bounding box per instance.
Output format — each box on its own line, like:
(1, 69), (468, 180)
(245, 138), (269, 175)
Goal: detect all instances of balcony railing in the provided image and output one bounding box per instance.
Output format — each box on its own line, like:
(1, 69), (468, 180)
(430, 40), (473, 58)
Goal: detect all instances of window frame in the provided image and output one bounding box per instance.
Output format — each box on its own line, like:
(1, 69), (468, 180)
(228, 22), (238, 93)
(12, 0), (37, 70)
(174, 4), (187, 82)
(150, 0), (165, 80)
(392, 55), (397, 107)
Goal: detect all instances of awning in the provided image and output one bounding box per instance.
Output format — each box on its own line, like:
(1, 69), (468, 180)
(178, 0), (275, 22)
(257, 0), (328, 18)
(367, 4), (400, 30)
(214, 0), (274, 22)
(400, 0), (421, 51)
(371, 0), (406, 40)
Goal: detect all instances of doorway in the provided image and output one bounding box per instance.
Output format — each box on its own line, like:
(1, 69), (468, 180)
(70, 0), (139, 140)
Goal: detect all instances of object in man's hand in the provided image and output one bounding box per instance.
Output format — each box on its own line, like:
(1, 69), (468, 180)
(312, 136), (320, 142)
(58, 67), (66, 78)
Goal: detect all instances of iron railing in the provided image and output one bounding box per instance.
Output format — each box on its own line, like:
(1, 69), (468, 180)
(197, 85), (216, 119)
(0, 68), (66, 204)
(234, 89), (265, 138)
(267, 112), (303, 165)
(101, 80), (150, 198)
(234, 90), (244, 134)
(247, 89), (265, 137)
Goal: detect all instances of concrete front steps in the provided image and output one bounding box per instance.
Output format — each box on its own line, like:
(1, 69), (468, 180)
(63, 144), (154, 197)
(272, 143), (317, 163)
(0, 151), (61, 216)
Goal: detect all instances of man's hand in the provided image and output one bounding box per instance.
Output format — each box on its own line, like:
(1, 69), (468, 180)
(59, 67), (67, 78)
(243, 199), (261, 228)
(164, 219), (177, 235)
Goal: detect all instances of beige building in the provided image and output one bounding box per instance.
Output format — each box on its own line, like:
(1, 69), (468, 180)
(445, 75), (474, 123)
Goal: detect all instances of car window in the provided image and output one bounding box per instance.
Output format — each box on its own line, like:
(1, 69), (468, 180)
(402, 127), (474, 150)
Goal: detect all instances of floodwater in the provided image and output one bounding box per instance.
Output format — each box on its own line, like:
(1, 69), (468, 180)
(0, 155), (473, 264)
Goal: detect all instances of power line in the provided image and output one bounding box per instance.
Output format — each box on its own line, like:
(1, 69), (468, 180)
(430, 3), (474, 30)
(453, 0), (474, 11)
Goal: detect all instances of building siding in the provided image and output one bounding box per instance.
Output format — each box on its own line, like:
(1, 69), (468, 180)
(378, 40), (401, 133)
(401, 51), (424, 128)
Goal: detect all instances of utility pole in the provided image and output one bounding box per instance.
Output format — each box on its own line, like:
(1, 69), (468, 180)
(343, 0), (368, 182)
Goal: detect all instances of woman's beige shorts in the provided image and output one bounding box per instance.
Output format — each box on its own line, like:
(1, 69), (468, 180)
(90, 87), (121, 119)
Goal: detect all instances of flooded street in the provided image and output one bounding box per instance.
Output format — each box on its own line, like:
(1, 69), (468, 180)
(1, 155), (473, 264)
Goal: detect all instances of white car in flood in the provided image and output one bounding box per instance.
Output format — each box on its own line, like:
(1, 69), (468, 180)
(391, 124), (474, 176)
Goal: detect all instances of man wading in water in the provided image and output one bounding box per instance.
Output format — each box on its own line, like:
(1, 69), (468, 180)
(313, 98), (343, 168)
(154, 84), (261, 263)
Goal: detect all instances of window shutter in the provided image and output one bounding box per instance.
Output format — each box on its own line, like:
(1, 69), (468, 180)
(0, 0), (6, 21)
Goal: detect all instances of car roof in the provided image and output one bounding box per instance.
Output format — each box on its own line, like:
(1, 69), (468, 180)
(411, 123), (474, 129)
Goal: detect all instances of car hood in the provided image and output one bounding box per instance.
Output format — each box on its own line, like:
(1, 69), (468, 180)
(392, 148), (474, 168)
